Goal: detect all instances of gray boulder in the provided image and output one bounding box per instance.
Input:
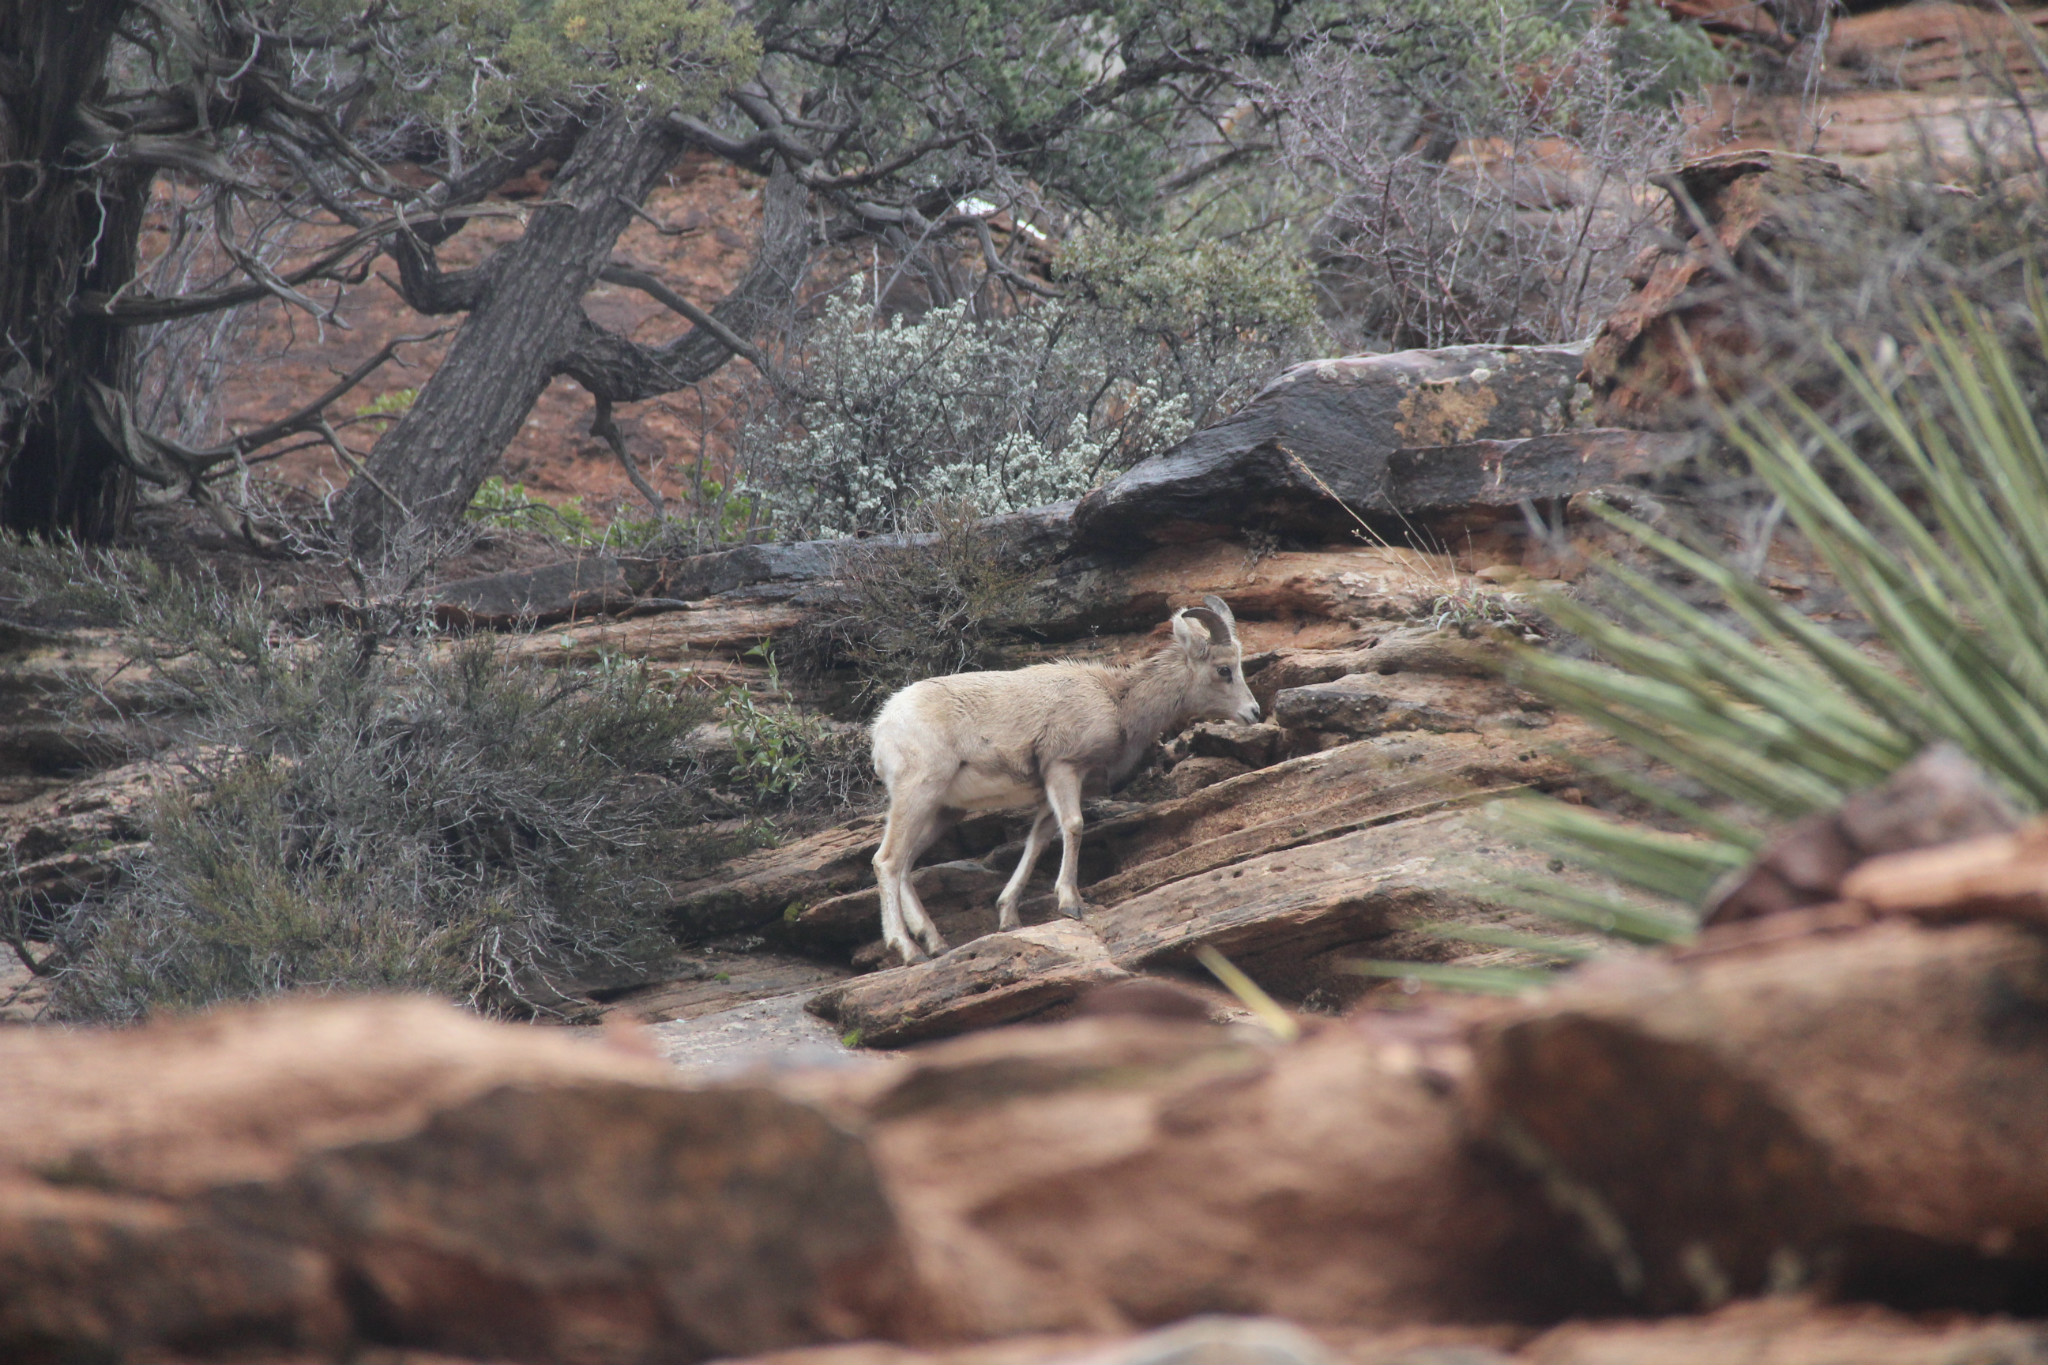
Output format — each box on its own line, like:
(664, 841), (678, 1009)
(1073, 345), (1691, 548)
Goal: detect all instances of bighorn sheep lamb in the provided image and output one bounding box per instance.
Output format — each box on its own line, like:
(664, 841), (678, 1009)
(868, 595), (1260, 964)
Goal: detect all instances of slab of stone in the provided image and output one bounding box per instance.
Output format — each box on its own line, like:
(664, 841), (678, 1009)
(665, 817), (884, 940)
(1079, 731), (1583, 910)
(1382, 430), (1696, 513)
(1164, 755), (1252, 797)
(807, 921), (1130, 1048)
(1471, 919), (2048, 1313)
(0, 996), (912, 1364)
(1071, 345), (1590, 547)
(859, 1016), (1608, 1337)
(1521, 1296), (2048, 1365)
(1250, 628), (1509, 711)
(1090, 811), (1511, 995)
(1183, 720), (1283, 768)
(792, 860), (1014, 951)
(1272, 674), (1479, 742)
(430, 555), (632, 626)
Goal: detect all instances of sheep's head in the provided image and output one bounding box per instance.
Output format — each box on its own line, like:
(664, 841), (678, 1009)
(1172, 594), (1260, 726)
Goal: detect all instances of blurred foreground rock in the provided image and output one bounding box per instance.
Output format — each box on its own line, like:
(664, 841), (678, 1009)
(0, 996), (912, 1364)
(720, 1298), (2048, 1365)
(851, 1015), (1608, 1339)
(1473, 918), (2048, 1313)
(1705, 744), (2022, 925)
(9, 877), (2048, 1362)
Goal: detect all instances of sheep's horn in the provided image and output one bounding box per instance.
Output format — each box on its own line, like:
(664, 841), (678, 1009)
(1180, 605), (1231, 646)
(1200, 594), (1238, 638)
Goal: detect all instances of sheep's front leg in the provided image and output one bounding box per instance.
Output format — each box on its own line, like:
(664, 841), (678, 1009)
(995, 806), (1056, 931)
(1042, 763), (1089, 919)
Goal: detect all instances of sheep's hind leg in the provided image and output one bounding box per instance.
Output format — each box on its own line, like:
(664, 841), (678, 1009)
(899, 870), (949, 958)
(1043, 763), (1090, 919)
(995, 806), (1056, 931)
(873, 774), (950, 964)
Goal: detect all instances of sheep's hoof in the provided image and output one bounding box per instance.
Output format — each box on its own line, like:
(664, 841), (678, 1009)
(921, 935), (951, 957)
(1058, 899), (1088, 920)
(891, 942), (929, 966)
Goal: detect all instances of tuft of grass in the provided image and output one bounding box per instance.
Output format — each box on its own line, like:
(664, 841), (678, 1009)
(716, 645), (871, 810)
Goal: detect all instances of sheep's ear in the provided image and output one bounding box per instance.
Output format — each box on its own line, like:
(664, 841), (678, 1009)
(1171, 609), (1214, 659)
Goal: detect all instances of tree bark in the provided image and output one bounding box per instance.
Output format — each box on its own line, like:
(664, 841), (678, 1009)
(334, 112), (678, 550)
(0, 0), (147, 540)
(337, 111), (813, 555)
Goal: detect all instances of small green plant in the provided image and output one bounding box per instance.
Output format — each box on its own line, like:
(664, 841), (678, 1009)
(354, 387), (420, 421)
(466, 476), (603, 544)
(717, 644), (869, 807)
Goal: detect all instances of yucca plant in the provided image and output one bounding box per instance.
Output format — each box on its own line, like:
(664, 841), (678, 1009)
(1375, 286), (2048, 983)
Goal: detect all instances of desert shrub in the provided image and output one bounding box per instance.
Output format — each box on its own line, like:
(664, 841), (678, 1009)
(0, 534), (139, 630)
(789, 500), (1035, 711)
(1274, 0), (1721, 350)
(0, 534), (224, 633)
(744, 229), (1321, 538)
(13, 536), (724, 1019)
(46, 633), (716, 1020)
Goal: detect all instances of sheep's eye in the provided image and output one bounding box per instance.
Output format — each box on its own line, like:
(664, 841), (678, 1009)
(1215, 666), (1230, 680)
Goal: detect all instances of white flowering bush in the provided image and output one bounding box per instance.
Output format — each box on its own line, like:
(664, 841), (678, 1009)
(747, 232), (1319, 538)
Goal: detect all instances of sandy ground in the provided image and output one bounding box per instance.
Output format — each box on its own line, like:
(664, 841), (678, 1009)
(649, 989), (899, 1081)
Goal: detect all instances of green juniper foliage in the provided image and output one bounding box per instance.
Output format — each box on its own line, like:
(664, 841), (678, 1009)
(274, 0), (755, 139)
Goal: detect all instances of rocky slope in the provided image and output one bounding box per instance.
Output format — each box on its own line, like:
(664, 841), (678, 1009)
(0, 151), (1878, 1042)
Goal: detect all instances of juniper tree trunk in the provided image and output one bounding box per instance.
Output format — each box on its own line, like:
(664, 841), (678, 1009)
(0, 0), (147, 540)
(336, 112), (682, 554)
(338, 108), (814, 556)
